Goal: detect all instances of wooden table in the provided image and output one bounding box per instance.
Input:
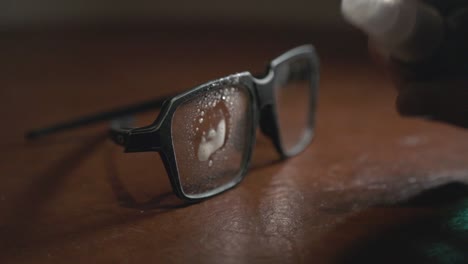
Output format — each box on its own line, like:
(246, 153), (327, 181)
(1, 27), (467, 263)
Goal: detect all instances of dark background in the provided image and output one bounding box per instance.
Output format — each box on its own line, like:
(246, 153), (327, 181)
(1, 0), (345, 30)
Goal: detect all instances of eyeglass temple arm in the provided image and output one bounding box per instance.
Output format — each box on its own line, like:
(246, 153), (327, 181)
(108, 118), (162, 152)
(25, 94), (174, 140)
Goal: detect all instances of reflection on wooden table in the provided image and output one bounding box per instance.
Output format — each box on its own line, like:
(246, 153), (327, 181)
(0, 28), (467, 263)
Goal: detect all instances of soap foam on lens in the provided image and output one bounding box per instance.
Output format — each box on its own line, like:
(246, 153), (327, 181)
(171, 85), (252, 197)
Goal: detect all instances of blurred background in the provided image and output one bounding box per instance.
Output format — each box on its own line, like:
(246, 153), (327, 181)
(1, 0), (348, 31)
(0, 0), (366, 120)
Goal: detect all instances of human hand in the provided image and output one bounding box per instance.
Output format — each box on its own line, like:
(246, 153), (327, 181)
(342, 0), (468, 128)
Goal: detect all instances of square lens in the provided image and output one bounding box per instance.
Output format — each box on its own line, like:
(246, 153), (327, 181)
(171, 84), (253, 198)
(274, 57), (316, 155)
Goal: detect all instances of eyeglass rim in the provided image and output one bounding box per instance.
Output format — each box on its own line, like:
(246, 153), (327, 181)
(23, 45), (320, 202)
(127, 45), (320, 201)
(269, 46), (320, 157)
(156, 74), (258, 200)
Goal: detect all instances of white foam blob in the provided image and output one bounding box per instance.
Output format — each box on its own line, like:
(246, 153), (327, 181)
(197, 118), (227, 162)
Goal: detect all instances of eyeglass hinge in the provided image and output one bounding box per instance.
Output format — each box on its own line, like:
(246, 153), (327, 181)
(124, 128), (162, 153)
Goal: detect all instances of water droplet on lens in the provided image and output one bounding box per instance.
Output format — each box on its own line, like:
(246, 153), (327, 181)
(201, 111), (205, 116)
(199, 118), (204, 124)
(208, 160), (213, 167)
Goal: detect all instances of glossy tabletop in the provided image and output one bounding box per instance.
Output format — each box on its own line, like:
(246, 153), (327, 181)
(0, 28), (467, 263)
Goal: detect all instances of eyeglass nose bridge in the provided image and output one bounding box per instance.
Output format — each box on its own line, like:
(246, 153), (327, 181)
(253, 68), (275, 109)
(253, 70), (285, 157)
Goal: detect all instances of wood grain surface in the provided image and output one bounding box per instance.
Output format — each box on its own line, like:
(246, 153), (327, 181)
(0, 27), (467, 263)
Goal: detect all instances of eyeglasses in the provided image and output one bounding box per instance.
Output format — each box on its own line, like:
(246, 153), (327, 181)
(26, 45), (320, 201)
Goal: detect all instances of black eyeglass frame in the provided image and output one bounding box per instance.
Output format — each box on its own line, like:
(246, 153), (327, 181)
(26, 45), (320, 201)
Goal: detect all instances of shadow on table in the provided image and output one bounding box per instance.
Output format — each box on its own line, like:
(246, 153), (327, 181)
(336, 182), (468, 264)
(1, 133), (109, 260)
(104, 150), (189, 210)
(104, 131), (282, 210)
